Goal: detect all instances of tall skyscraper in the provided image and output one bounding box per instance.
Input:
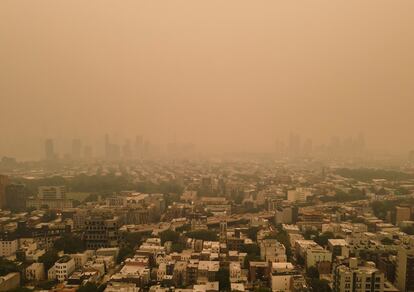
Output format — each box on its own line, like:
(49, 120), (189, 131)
(104, 134), (121, 160)
(71, 139), (82, 160)
(0, 175), (10, 209)
(122, 139), (132, 158)
(288, 133), (301, 158)
(83, 146), (92, 160)
(135, 135), (144, 158)
(45, 139), (55, 160)
(302, 138), (313, 156)
(274, 138), (285, 158)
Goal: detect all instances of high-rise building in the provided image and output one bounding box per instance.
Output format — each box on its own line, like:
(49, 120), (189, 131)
(302, 138), (313, 156)
(395, 206), (411, 226)
(84, 215), (120, 249)
(83, 146), (92, 160)
(220, 221), (227, 243)
(44, 139), (55, 160)
(105, 134), (110, 159)
(71, 139), (82, 160)
(396, 241), (414, 292)
(135, 135), (143, 157)
(122, 139), (132, 158)
(0, 175), (10, 209)
(104, 134), (121, 160)
(288, 133), (301, 158)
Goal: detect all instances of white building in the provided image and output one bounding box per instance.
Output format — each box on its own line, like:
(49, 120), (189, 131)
(305, 247), (332, 270)
(71, 252), (90, 269)
(260, 239), (287, 263)
(333, 258), (384, 292)
(287, 188), (311, 202)
(271, 262), (295, 292)
(48, 256), (75, 282)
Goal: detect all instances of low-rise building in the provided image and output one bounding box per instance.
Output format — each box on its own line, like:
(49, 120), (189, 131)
(26, 263), (45, 281)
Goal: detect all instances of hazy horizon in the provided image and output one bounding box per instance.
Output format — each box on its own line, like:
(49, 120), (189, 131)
(1, 1), (414, 160)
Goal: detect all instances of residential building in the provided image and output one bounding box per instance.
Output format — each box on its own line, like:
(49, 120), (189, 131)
(49, 255), (76, 282)
(396, 241), (414, 292)
(333, 258), (384, 292)
(26, 263), (45, 281)
(259, 239), (287, 263)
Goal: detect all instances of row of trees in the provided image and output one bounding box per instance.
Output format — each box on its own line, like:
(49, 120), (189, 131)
(336, 168), (413, 181)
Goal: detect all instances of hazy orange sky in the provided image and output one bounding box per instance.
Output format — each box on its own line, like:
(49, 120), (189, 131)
(1, 0), (414, 159)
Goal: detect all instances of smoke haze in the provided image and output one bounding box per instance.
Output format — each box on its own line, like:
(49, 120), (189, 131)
(1, 0), (414, 159)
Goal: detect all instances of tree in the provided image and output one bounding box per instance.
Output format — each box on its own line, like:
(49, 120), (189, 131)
(314, 232), (334, 247)
(381, 238), (394, 245)
(306, 266), (319, 279)
(216, 267), (230, 291)
(160, 230), (180, 245)
(402, 226), (414, 235)
(395, 187), (410, 196)
(0, 258), (19, 277)
(246, 227), (260, 241)
(9, 288), (32, 292)
(303, 229), (318, 240)
(77, 282), (106, 292)
(36, 280), (57, 290)
(39, 249), (59, 271)
(335, 168), (413, 181)
(186, 230), (218, 241)
(171, 242), (185, 253)
(309, 279), (331, 292)
(117, 246), (134, 264)
(371, 200), (395, 220)
(124, 232), (143, 248)
(241, 243), (260, 256)
(273, 229), (292, 259)
(42, 210), (57, 222)
(54, 234), (85, 254)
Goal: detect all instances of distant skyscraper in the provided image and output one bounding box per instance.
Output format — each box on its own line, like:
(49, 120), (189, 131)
(288, 133), (301, 157)
(122, 139), (132, 158)
(45, 139), (55, 160)
(356, 132), (365, 154)
(274, 138), (285, 158)
(303, 138), (313, 156)
(105, 134), (110, 159)
(135, 135), (143, 157)
(104, 134), (121, 160)
(71, 139), (82, 160)
(83, 146), (92, 160)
